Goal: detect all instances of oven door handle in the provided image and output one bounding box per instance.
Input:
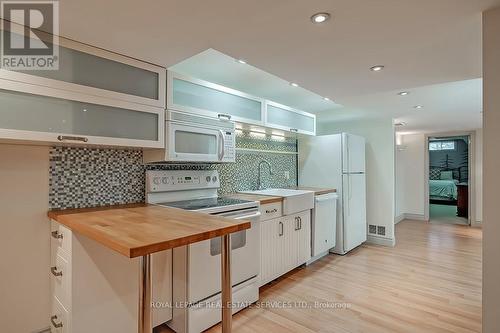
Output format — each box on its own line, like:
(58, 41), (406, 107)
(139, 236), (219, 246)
(232, 211), (261, 220)
(218, 130), (226, 161)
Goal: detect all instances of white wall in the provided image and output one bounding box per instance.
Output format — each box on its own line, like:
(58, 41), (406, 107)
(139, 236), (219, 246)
(395, 135), (404, 219)
(483, 7), (500, 332)
(475, 128), (483, 222)
(318, 118), (395, 243)
(0, 144), (50, 332)
(396, 134), (426, 218)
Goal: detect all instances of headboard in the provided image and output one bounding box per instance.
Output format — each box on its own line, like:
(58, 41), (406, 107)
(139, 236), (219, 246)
(429, 165), (464, 182)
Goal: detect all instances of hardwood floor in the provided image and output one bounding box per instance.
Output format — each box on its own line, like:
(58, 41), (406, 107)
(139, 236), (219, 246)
(158, 220), (482, 333)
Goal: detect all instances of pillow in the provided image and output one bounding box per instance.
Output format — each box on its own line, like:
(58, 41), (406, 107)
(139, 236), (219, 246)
(430, 168), (441, 180)
(440, 171), (453, 180)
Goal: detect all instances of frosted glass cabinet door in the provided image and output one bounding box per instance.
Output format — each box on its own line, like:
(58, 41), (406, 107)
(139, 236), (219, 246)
(168, 72), (264, 125)
(265, 102), (316, 135)
(0, 87), (163, 148)
(0, 31), (166, 108)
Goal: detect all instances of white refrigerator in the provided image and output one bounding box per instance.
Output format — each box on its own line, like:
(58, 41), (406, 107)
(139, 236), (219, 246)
(298, 133), (367, 255)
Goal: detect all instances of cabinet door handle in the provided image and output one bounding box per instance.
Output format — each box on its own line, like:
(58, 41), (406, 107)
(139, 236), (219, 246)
(51, 315), (63, 328)
(217, 113), (232, 120)
(278, 221), (284, 236)
(57, 135), (88, 143)
(265, 208), (277, 214)
(51, 266), (63, 277)
(51, 230), (63, 239)
(298, 217), (302, 230)
(294, 217), (299, 231)
(289, 128), (299, 133)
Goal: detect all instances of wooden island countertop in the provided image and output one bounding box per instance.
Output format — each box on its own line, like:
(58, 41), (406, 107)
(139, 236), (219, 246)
(48, 203), (251, 258)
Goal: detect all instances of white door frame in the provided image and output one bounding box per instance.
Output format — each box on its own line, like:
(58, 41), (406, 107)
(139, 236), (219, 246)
(424, 131), (476, 224)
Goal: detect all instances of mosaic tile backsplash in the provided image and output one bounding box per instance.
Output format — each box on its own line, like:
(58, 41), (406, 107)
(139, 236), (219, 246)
(49, 132), (298, 209)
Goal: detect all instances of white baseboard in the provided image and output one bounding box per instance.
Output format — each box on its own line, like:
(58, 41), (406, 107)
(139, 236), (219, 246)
(471, 220), (482, 228)
(403, 213), (427, 221)
(366, 235), (396, 247)
(395, 214), (405, 224)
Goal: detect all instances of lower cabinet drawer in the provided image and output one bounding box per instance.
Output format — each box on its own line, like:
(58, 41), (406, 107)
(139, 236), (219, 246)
(51, 220), (72, 256)
(51, 250), (71, 309)
(260, 202), (282, 221)
(51, 296), (69, 333)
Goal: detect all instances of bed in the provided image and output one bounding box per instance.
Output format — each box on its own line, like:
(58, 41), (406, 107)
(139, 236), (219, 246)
(429, 179), (458, 200)
(429, 166), (464, 204)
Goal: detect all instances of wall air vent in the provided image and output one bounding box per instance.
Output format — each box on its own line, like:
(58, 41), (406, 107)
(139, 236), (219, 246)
(377, 226), (386, 236)
(369, 225), (377, 234)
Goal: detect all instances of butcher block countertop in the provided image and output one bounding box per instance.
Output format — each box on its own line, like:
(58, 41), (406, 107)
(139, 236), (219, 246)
(226, 193), (283, 205)
(291, 187), (337, 196)
(48, 203), (251, 258)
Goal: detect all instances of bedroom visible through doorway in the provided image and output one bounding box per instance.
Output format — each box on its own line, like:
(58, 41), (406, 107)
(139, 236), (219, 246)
(428, 135), (470, 225)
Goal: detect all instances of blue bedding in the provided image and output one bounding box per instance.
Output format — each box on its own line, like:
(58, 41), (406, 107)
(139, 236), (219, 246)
(429, 179), (458, 200)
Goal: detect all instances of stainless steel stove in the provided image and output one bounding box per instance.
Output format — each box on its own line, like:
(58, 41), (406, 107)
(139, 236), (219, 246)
(145, 170), (260, 333)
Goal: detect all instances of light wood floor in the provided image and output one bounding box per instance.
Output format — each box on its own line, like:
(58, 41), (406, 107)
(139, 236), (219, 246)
(159, 220), (482, 333)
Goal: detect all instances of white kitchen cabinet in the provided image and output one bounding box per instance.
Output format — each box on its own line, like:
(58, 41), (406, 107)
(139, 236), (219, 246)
(259, 202), (283, 221)
(51, 296), (69, 333)
(0, 22), (165, 148)
(265, 101), (316, 135)
(259, 216), (286, 286)
(259, 210), (311, 287)
(167, 72), (317, 135)
(49, 220), (172, 333)
(0, 81), (164, 148)
(0, 24), (165, 108)
(295, 210), (312, 264)
(168, 72), (265, 125)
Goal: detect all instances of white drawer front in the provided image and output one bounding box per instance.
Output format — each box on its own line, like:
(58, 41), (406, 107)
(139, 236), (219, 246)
(260, 202), (282, 221)
(51, 250), (71, 310)
(51, 296), (69, 333)
(51, 220), (72, 256)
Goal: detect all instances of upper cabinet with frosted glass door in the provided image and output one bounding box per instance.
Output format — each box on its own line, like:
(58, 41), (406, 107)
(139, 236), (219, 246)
(0, 20), (165, 148)
(167, 72), (265, 125)
(265, 101), (316, 135)
(0, 21), (165, 108)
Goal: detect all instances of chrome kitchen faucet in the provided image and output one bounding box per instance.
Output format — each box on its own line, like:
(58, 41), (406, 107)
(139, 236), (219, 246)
(257, 160), (273, 190)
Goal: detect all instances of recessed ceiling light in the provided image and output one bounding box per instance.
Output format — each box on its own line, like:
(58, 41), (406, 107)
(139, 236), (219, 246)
(398, 91), (409, 96)
(370, 65), (385, 72)
(323, 97), (330, 101)
(290, 82), (299, 87)
(236, 59), (247, 64)
(311, 12), (331, 24)
(414, 105), (423, 109)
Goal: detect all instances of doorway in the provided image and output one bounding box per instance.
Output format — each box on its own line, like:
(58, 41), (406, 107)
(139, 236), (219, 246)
(426, 135), (471, 225)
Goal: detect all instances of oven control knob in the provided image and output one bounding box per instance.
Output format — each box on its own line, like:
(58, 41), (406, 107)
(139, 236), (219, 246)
(162, 177), (168, 184)
(212, 176), (217, 182)
(206, 176), (211, 182)
(153, 177), (160, 185)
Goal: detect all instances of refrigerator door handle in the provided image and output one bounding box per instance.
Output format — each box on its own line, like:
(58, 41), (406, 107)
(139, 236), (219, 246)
(349, 174), (353, 201)
(346, 175), (350, 216)
(346, 134), (350, 173)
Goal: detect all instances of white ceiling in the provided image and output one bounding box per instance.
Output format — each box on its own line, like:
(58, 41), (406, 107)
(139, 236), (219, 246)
(36, 0), (500, 132)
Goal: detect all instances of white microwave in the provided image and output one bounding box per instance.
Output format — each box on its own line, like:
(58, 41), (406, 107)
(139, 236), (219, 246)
(143, 111), (236, 163)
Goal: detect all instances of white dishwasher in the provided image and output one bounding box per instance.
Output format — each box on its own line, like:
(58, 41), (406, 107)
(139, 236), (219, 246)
(311, 192), (338, 259)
